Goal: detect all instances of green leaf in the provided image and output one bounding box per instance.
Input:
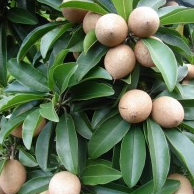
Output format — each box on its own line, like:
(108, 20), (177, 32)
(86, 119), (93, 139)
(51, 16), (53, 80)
(39, 102), (59, 122)
(73, 43), (108, 82)
(19, 147), (38, 167)
(0, 159), (7, 175)
(160, 8), (194, 25)
(181, 121), (194, 133)
(165, 129), (194, 177)
(60, 0), (108, 15)
(147, 119), (170, 192)
(7, 59), (49, 93)
(53, 62), (78, 94)
(143, 38), (177, 91)
(0, 22), (7, 87)
(56, 114), (78, 174)
(37, 0), (61, 11)
(72, 112), (93, 139)
(87, 159), (112, 168)
(18, 175), (52, 194)
(7, 8), (38, 25)
(17, 21), (65, 62)
(137, 0), (166, 10)
(35, 122), (52, 171)
(83, 30), (97, 54)
(22, 109), (43, 150)
(112, 0), (133, 21)
(94, 0), (117, 13)
(81, 164), (122, 185)
(120, 125), (146, 188)
(0, 94), (44, 112)
(70, 81), (114, 101)
(88, 114), (130, 159)
(40, 23), (73, 59)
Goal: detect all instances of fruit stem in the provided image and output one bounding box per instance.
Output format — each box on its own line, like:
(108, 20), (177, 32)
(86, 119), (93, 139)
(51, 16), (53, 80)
(10, 137), (17, 160)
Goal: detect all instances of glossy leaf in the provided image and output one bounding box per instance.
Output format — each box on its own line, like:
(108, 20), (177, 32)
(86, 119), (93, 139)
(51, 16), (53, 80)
(37, 0), (61, 10)
(0, 94), (44, 112)
(22, 109), (43, 150)
(53, 62), (78, 94)
(0, 22), (7, 87)
(19, 147), (38, 167)
(147, 119), (170, 192)
(73, 43), (108, 82)
(40, 23), (73, 58)
(160, 8), (194, 25)
(7, 59), (49, 92)
(17, 21), (65, 62)
(120, 125), (146, 188)
(18, 175), (52, 194)
(88, 114), (130, 159)
(94, 0), (117, 13)
(165, 129), (194, 177)
(60, 0), (108, 15)
(7, 8), (38, 25)
(56, 114), (78, 174)
(143, 38), (177, 91)
(70, 81), (114, 101)
(112, 0), (133, 20)
(137, 0), (166, 9)
(81, 164), (122, 185)
(83, 30), (97, 54)
(35, 122), (52, 171)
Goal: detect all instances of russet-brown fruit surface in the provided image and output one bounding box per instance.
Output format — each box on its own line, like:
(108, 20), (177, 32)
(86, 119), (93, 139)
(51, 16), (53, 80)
(185, 64), (194, 80)
(95, 13), (128, 47)
(61, 0), (87, 23)
(0, 159), (26, 194)
(0, 186), (5, 194)
(11, 118), (46, 138)
(83, 12), (101, 34)
(128, 7), (160, 37)
(39, 191), (50, 194)
(151, 96), (184, 128)
(168, 173), (193, 194)
(104, 44), (136, 79)
(119, 89), (152, 123)
(49, 171), (81, 194)
(166, 1), (179, 6)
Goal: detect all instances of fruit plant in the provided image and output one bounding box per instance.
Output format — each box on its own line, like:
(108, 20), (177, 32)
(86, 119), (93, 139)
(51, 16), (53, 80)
(1, 0), (194, 193)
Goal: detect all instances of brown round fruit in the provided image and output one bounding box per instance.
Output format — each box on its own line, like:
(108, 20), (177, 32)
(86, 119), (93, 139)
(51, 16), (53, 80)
(151, 96), (184, 128)
(168, 173), (193, 194)
(182, 79), (190, 85)
(166, 1), (179, 6)
(73, 52), (80, 60)
(119, 89), (152, 123)
(11, 118), (46, 138)
(0, 159), (26, 194)
(39, 191), (49, 194)
(95, 13), (128, 47)
(185, 64), (194, 80)
(61, 0), (87, 23)
(49, 171), (81, 194)
(0, 186), (5, 194)
(104, 44), (136, 79)
(83, 12), (101, 34)
(128, 7), (160, 37)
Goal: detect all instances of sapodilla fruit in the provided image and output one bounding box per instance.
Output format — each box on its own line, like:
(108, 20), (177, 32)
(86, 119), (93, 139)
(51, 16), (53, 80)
(185, 64), (194, 79)
(166, 1), (179, 6)
(11, 118), (46, 138)
(151, 96), (184, 128)
(0, 186), (5, 194)
(95, 13), (128, 47)
(128, 7), (160, 37)
(119, 89), (152, 123)
(104, 44), (136, 79)
(61, 0), (87, 23)
(49, 171), (81, 194)
(39, 191), (49, 194)
(168, 173), (193, 194)
(0, 159), (26, 194)
(83, 12), (101, 34)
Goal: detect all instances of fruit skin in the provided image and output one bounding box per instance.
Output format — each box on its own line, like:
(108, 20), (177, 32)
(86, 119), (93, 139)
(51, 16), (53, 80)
(119, 89), (152, 123)
(49, 171), (81, 194)
(166, 1), (179, 6)
(61, 0), (87, 23)
(39, 191), (49, 194)
(168, 173), (193, 194)
(128, 7), (160, 37)
(73, 52), (80, 60)
(151, 96), (184, 128)
(0, 159), (26, 194)
(83, 12), (101, 34)
(0, 186), (5, 194)
(11, 118), (46, 138)
(185, 64), (194, 80)
(95, 13), (128, 47)
(104, 44), (136, 79)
